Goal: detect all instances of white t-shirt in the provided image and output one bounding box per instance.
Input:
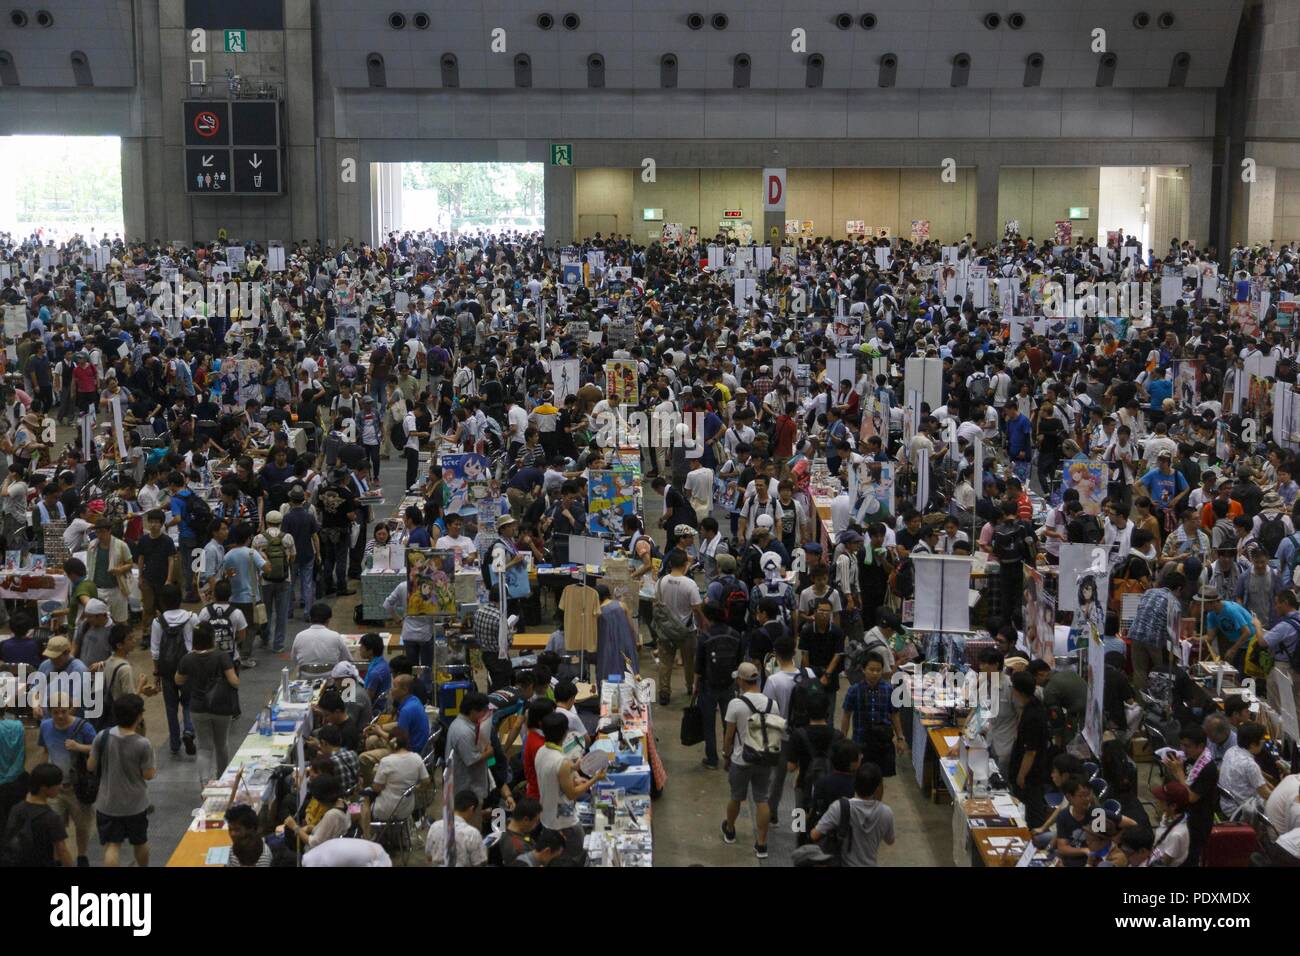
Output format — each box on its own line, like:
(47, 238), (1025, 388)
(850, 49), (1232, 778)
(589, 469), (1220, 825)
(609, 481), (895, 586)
(724, 691), (779, 765)
(684, 467), (714, 513)
(373, 750), (431, 821)
(507, 405), (528, 442)
(403, 411), (420, 451)
(656, 573), (702, 627)
(434, 534), (478, 563)
(534, 743), (578, 830)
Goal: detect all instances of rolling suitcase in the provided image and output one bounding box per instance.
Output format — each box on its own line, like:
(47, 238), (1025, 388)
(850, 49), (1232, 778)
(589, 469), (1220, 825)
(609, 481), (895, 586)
(1200, 823), (1257, 867)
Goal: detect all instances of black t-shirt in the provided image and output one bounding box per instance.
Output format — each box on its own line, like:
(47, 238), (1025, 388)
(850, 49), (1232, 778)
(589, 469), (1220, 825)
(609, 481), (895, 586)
(1184, 760), (1219, 852)
(1038, 416), (1066, 458)
(1010, 699), (1050, 786)
(789, 724), (846, 790)
(1054, 806), (1089, 867)
(316, 482), (357, 529)
(2, 801), (66, 866)
(177, 650), (234, 714)
(745, 621), (785, 664)
(134, 533), (176, 582)
(799, 623), (845, 675)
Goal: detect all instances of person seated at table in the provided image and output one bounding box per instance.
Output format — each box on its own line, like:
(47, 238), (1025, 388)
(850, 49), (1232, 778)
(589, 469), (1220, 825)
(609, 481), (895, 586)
(312, 689), (361, 753)
(225, 803), (274, 868)
(362, 522), (400, 572)
(360, 726), (430, 839)
(433, 510), (477, 564)
(326, 660), (372, 729)
(1052, 775), (1099, 867)
(309, 724), (361, 797)
(1033, 753), (1087, 837)
(1118, 828), (1155, 867)
(1148, 780), (1192, 867)
(358, 632), (391, 707)
(0, 609), (41, 669)
(359, 675), (429, 784)
(1084, 811), (1128, 866)
(387, 654), (429, 706)
(282, 772), (350, 851)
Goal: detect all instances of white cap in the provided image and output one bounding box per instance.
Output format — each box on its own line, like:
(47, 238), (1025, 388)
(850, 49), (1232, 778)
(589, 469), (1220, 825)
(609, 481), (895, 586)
(755, 514), (775, 530)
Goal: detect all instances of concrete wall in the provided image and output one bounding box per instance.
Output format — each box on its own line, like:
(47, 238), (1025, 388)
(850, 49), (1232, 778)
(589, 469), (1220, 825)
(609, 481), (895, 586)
(1273, 168), (1300, 245)
(997, 167), (1101, 242)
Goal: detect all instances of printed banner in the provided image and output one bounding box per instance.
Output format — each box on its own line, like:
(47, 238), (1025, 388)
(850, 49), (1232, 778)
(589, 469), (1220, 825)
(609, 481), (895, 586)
(1062, 459), (1108, 516)
(587, 469), (638, 535)
(440, 453), (491, 514)
(910, 220), (930, 242)
(605, 359), (639, 405)
(407, 549), (458, 616)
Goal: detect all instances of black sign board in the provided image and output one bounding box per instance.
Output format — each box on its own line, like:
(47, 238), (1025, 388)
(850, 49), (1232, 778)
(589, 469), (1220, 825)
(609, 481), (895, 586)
(232, 149), (280, 194)
(183, 99), (282, 195)
(183, 101), (230, 146)
(231, 101), (279, 147)
(184, 149), (232, 193)
(184, 0), (284, 30)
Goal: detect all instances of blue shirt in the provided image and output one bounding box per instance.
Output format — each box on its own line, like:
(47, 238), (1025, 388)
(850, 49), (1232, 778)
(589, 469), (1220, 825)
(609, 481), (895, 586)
(1206, 601), (1255, 650)
(1138, 468), (1187, 509)
(222, 546), (268, 604)
(842, 679), (896, 747)
(170, 488), (200, 540)
(1006, 414), (1033, 460)
(1263, 612), (1300, 664)
(0, 719), (24, 784)
(396, 693), (430, 753)
(38, 717), (97, 774)
(407, 526), (431, 548)
(364, 656), (392, 702)
(1147, 378), (1173, 411)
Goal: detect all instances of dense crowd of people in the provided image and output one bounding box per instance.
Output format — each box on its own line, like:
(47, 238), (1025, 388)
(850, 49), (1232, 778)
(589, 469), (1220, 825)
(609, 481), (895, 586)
(0, 222), (1298, 867)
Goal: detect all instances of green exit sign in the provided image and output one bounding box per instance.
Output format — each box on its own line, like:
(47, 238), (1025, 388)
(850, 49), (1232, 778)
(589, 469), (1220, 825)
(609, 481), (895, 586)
(224, 30), (247, 53)
(550, 143), (573, 166)
(1068, 206), (1090, 219)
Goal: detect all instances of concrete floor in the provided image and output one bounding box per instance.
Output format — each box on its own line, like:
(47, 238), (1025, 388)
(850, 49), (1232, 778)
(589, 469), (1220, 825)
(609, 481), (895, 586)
(21, 442), (954, 866)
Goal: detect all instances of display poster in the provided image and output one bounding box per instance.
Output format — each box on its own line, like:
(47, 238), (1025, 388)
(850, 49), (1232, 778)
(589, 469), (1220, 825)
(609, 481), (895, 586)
(440, 453), (491, 514)
(1061, 460), (1108, 516)
(586, 469), (638, 535)
(407, 549), (458, 616)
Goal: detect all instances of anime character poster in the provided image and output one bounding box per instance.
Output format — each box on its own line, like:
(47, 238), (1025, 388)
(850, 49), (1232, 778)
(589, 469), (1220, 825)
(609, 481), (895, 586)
(1100, 315), (1128, 344)
(406, 549), (458, 616)
(1068, 571), (1108, 652)
(587, 469), (638, 535)
(1062, 459), (1108, 516)
(910, 220), (930, 242)
(661, 223), (684, 244)
(1054, 220), (1073, 245)
(1028, 274), (1048, 307)
(440, 454), (491, 515)
(1172, 359), (1201, 408)
(605, 359), (638, 405)
(1022, 567), (1055, 666)
(850, 460), (895, 524)
(551, 358), (580, 406)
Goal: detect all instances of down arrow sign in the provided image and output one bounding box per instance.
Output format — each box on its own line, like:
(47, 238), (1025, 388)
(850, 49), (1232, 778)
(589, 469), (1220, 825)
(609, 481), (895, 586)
(248, 153), (263, 169)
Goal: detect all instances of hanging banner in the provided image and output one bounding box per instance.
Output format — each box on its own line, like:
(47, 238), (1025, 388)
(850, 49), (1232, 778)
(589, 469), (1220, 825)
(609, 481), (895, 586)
(112, 394), (128, 458)
(604, 359), (638, 405)
(406, 549), (459, 616)
(551, 358), (580, 406)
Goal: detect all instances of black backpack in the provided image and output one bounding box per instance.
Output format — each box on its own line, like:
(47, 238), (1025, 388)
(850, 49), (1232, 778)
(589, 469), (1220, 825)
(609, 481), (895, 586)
(993, 523), (1027, 563)
(156, 616), (189, 676)
(180, 489), (213, 538)
(205, 604), (237, 657)
(0, 806), (48, 867)
(1257, 513), (1288, 559)
(799, 728), (835, 808)
(786, 669), (820, 730)
(704, 630), (742, 692)
(389, 418), (406, 448)
(717, 576), (749, 631)
(1068, 513), (1104, 545)
(70, 719), (100, 803)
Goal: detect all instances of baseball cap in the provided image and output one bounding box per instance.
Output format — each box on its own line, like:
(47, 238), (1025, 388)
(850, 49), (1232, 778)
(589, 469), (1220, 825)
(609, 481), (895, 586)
(266, 511), (283, 525)
(839, 530), (864, 544)
(734, 661), (760, 682)
(83, 598), (109, 617)
(330, 661), (361, 681)
(716, 553), (737, 573)
(43, 635), (72, 659)
(674, 524), (698, 538)
(1151, 780), (1190, 809)
(755, 513), (775, 530)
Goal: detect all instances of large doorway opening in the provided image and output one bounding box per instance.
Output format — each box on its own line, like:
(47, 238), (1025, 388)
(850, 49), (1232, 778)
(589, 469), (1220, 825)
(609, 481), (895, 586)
(371, 161), (544, 243)
(0, 135), (124, 242)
